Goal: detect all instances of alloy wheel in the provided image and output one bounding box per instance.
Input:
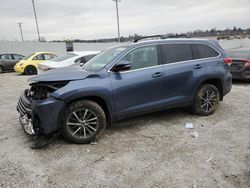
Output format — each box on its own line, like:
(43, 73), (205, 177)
(66, 109), (99, 139)
(200, 89), (217, 112)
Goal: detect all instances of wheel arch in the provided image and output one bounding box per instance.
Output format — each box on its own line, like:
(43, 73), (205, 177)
(62, 95), (113, 124)
(195, 78), (224, 101)
(24, 64), (37, 75)
(0, 64), (4, 72)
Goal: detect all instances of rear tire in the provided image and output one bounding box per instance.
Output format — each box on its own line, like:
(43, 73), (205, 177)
(192, 84), (220, 116)
(62, 100), (106, 144)
(24, 65), (37, 75)
(0, 66), (3, 73)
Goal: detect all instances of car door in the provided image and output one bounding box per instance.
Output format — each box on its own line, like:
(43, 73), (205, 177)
(32, 54), (45, 67)
(1, 54), (14, 70)
(159, 43), (200, 106)
(110, 45), (165, 119)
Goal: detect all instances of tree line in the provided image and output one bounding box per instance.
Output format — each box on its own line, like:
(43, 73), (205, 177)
(51, 26), (250, 43)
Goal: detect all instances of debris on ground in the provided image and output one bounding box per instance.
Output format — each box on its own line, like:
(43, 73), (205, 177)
(185, 123), (194, 129)
(90, 141), (98, 145)
(93, 156), (104, 163)
(206, 157), (214, 162)
(191, 131), (199, 138)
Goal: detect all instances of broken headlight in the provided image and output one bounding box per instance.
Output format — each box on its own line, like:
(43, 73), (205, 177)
(27, 81), (69, 100)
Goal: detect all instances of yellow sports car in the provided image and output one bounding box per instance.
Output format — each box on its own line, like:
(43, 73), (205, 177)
(14, 52), (57, 75)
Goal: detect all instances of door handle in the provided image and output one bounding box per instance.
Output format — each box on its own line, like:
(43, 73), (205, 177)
(152, 72), (164, 78)
(193, 64), (202, 69)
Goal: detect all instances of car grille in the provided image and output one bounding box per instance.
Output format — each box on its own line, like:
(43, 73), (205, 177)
(17, 98), (29, 116)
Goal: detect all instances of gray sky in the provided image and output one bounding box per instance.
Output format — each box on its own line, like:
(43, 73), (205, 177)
(0, 0), (249, 41)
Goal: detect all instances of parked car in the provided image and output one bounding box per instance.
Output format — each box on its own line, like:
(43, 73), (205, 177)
(38, 51), (100, 73)
(0, 53), (24, 73)
(17, 38), (232, 146)
(226, 50), (250, 83)
(14, 52), (57, 75)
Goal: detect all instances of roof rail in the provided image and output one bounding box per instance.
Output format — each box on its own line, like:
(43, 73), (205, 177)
(133, 34), (190, 43)
(133, 35), (164, 43)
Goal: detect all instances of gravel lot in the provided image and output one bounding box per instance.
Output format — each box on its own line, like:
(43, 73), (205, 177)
(0, 73), (249, 188)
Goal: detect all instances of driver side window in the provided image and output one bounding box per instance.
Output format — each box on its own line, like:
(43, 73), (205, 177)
(33, 54), (45, 60)
(121, 45), (159, 71)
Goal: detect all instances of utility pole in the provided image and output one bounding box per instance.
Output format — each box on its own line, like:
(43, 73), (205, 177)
(112, 0), (121, 42)
(32, 0), (41, 42)
(17, 23), (24, 41)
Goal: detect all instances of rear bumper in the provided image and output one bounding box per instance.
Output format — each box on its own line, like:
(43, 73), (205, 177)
(17, 90), (64, 135)
(230, 68), (250, 81)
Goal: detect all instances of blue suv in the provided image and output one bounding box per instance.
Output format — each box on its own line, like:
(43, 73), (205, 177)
(17, 38), (232, 145)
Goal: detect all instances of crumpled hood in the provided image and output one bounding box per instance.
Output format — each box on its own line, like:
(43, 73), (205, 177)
(29, 65), (90, 83)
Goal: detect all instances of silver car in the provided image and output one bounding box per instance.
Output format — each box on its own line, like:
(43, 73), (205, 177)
(0, 53), (24, 73)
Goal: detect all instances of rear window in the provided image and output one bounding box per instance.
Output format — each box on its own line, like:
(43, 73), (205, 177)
(226, 50), (250, 59)
(160, 44), (193, 64)
(84, 54), (96, 62)
(195, 44), (219, 58)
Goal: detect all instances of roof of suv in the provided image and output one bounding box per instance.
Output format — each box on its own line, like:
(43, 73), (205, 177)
(128, 38), (221, 51)
(133, 38), (212, 45)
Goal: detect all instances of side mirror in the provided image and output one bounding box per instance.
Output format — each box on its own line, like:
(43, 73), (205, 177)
(111, 60), (131, 72)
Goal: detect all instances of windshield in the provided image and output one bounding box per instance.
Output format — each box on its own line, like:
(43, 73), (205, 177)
(51, 53), (77, 62)
(83, 46), (127, 72)
(24, 53), (36, 60)
(226, 50), (250, 59)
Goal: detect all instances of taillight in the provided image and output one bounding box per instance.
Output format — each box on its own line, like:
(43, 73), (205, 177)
(224, 58), (232, 65)
(244, 60), (250, 68)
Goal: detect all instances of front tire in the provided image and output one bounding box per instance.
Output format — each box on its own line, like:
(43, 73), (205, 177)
(24, 65), (37, 75)
(192, 84), (220, 116)
(0, 66), (3, 73)
(62, 100), (106, 144)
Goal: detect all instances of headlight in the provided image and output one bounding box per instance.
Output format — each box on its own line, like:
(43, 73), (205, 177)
(39, 64), (50, 71)
(28, 81), (69, 100)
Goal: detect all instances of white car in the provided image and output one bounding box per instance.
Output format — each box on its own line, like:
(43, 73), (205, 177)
(38, 51), (100, 73)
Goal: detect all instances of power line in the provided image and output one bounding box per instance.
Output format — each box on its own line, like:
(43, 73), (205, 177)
(32, 0), (41, 42)
(17, 23), (24, 41)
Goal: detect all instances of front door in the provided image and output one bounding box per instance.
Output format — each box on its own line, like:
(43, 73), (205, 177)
(110, 45), (165, 119)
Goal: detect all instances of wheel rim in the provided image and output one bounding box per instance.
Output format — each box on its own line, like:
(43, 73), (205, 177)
(66, 109), (99, 139)
(28, 68), (33, 74)
(26, 67), (36, 75)
(200, 89), (217, 112)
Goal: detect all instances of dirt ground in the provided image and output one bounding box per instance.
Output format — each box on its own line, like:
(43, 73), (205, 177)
(0, 72), (249, 188)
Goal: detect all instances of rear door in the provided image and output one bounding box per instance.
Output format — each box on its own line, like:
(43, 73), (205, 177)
(110, 45), (165, 119)
(1, 54), (15, 70)
(160, 43), (200, 106)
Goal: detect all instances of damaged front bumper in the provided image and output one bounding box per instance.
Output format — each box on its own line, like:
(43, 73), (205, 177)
(17, 90), (64, 136)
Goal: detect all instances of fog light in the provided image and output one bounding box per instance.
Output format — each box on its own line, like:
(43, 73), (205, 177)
(20, 115), (35, 135)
